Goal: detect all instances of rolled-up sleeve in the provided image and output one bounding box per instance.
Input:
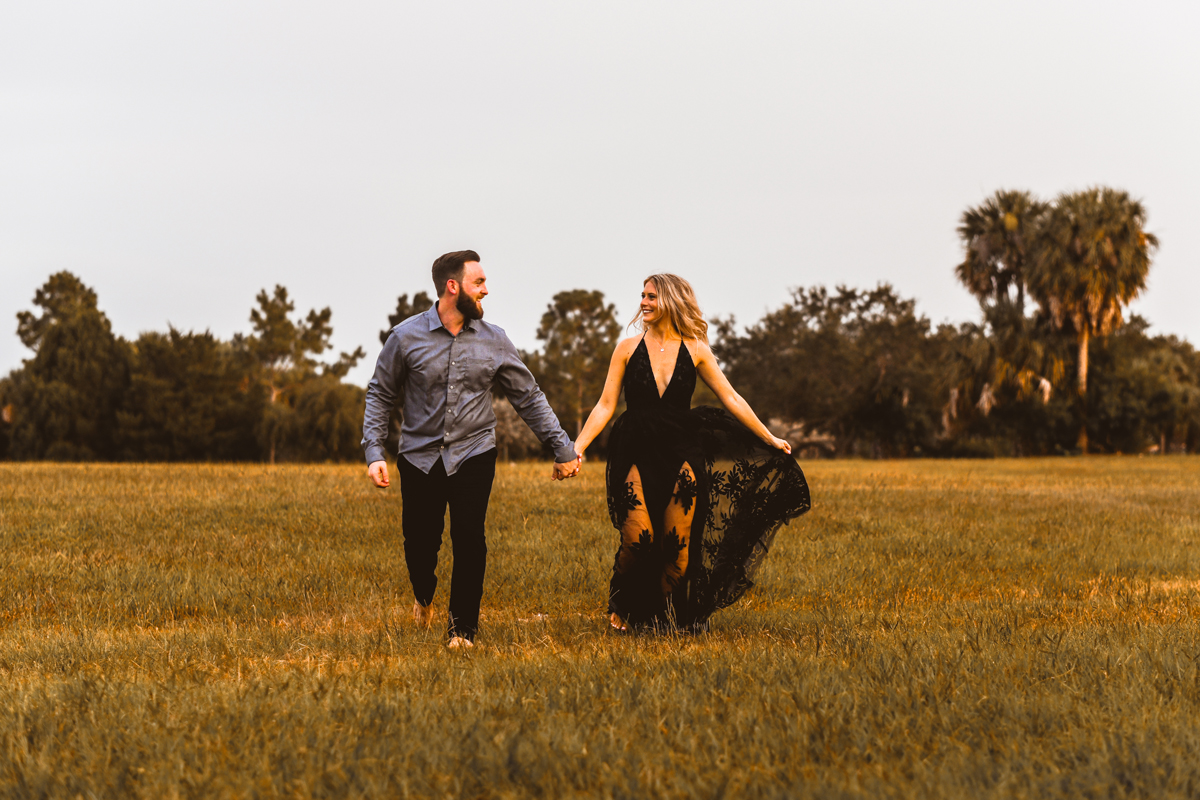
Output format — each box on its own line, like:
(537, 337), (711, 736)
(361, 331), (405, 465)
(494, 337), (577, 463)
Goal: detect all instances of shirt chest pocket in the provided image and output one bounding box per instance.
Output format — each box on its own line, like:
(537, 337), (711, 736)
(457, 356), (497, 393)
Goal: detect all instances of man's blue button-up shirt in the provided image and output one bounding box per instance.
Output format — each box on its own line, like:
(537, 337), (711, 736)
(362, 306), (576, 475)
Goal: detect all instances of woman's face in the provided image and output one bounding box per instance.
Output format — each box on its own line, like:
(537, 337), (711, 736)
(640, 282), (662, 326)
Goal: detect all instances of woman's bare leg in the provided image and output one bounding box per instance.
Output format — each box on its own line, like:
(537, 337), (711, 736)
(661, 462), (697, 595)
(611, 465), (651, 630)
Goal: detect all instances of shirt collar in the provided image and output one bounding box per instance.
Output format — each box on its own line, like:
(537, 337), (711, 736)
(425, 305), (476, 334)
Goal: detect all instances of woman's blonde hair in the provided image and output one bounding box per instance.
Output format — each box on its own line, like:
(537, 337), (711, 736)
(630, 273), (709, 344)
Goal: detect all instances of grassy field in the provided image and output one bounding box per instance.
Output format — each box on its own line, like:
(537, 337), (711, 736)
(2, 457), (1199, 798)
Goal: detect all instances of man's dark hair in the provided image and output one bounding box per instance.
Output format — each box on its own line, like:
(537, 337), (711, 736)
(432, 250), (480, 297)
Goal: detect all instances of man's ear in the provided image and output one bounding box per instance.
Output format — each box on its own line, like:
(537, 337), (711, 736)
(445, 279), (459, 296)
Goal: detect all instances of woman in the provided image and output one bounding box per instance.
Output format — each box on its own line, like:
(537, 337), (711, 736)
(574, 274), (810, 632)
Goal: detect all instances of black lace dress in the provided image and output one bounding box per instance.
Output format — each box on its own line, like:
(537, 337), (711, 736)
(605, 338), (811, 630)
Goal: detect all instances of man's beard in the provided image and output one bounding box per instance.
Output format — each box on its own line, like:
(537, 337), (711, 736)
(457, 291), (484, 320)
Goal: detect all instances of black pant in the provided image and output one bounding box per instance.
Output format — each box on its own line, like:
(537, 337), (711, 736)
(398, 449), (497, 640)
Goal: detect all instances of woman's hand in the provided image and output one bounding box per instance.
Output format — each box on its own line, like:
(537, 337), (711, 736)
(551, 455), (582, 481)
(769, 436), (792, 454)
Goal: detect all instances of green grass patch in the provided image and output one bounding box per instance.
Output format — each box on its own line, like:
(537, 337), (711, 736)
(2, 457), (1199, 798)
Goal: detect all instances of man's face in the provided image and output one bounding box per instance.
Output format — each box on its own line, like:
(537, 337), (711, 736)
(454, 261), (488, 320)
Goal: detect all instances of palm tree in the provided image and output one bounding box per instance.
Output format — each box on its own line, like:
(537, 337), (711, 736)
(956, 190), (1049, 313)
(1028, 187), (1159, 453)
(951, 191), (1058, 428)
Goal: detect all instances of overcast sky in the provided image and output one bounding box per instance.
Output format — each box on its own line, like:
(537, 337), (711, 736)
(3, 1), (1197, 387)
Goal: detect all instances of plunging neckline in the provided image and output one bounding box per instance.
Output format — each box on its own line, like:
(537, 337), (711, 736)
(639, 336), (685, 399)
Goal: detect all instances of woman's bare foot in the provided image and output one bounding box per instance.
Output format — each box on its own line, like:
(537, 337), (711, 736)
(609, 612), (628, 632)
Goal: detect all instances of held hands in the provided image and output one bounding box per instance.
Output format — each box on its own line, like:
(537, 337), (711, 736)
(551, 453), (583, 481)
(371, 456), (583, 485)
(368, 460), (390, 488)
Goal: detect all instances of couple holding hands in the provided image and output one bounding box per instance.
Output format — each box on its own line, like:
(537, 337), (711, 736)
(362, 250), (809, 648)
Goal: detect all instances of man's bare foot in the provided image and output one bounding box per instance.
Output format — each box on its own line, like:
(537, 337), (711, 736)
(447, 636), (474, 649)
(413, 601), (433, 628)
(609, 613), (628, 632)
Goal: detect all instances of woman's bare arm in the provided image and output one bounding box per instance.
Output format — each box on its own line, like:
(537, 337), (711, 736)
(692, 341), (791, 453)
(575, 337), (638, 456)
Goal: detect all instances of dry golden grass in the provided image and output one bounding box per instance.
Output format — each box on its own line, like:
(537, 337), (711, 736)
(1, 456), (1199, 798)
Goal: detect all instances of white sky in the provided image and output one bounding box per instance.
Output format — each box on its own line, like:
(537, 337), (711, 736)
(3, 1), (1197, 387)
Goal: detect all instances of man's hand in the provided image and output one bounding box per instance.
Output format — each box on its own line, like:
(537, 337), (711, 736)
(368, 460), (390, 488)
(551, 455), (582, 482)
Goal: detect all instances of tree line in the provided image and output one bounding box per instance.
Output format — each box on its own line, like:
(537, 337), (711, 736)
(510, 187), (1198, 458)
(2, 185), (1197, 461)
(0, 273), (365, 462)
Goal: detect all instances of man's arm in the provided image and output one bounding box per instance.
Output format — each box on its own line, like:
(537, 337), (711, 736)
(493, 335), (578, 468)
(362, 330), (406, 487)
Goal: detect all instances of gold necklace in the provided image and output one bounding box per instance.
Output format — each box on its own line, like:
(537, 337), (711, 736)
(647, 331), (676, 352)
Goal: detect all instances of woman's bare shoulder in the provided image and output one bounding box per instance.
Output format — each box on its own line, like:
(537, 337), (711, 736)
(684, 338), (715, 363)
(614, 335), (642, 360)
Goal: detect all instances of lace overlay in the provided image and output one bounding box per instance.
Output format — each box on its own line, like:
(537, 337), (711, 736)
(606, 339), (811, 629)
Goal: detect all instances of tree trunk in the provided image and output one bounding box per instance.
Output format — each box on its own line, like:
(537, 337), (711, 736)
(268, 381), (280, 464)
(1076, 326), (1089, 454)
(576, 379), (584, 438)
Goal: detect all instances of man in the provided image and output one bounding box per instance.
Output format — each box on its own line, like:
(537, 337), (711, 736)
(362, 250), (581, 648)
